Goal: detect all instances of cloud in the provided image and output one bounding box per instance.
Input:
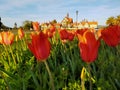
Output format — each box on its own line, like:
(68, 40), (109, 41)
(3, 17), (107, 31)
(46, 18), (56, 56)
(0, 0), (39, 12)
(1, 0), (120, 27)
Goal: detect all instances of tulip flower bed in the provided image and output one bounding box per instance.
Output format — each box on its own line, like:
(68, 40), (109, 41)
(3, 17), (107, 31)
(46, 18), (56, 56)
(0, 25), (120, 90)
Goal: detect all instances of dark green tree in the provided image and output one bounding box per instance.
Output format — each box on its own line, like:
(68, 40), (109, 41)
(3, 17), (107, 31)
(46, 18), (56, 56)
(22, 20), (32, 30)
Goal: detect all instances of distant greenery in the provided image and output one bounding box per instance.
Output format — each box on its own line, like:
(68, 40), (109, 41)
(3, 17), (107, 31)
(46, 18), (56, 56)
(22, 20), (33, 30)
(106, 15), (120, 26)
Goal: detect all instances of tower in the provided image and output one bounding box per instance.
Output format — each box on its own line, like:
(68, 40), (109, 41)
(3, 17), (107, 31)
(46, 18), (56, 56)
(0, 17), (1, 30)
(76, 10), (78, 28)
(76, 10), (78, 23)
(14, 22), (17, 29)
(67, 13), (69, 18)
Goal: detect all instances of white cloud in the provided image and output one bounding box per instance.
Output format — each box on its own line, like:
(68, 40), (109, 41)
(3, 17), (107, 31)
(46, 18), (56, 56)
(1, 0), (120, 27)
(0, 0), (39, 12)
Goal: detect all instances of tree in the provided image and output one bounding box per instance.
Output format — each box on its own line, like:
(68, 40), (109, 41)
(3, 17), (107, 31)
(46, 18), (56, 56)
(22, 20), (32, 30)
(116, 15), (120, 25)
(106, 15), (120, 26)
(106, 16), (115, 26)
(50, 19), (57, 24)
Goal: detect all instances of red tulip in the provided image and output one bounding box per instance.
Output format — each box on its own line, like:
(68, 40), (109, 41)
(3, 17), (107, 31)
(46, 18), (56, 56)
(32, 22), (40, 31)
(1, 31), (14, 45)
(59, 29), (69, 40)
(68, 31), (75, 41)
(116, 25), (120, 42)
(49, 25), (56, 33)
(18, 28), (25, 39)
(101, 25), (120, 47)
(76, 29), (89, 41)
(47, 31), (53, 38)
(76, 29), (88, 36)
(28, 32), (51, 61)
(45, 26), (56, 38)
(78, 31), (100, 63)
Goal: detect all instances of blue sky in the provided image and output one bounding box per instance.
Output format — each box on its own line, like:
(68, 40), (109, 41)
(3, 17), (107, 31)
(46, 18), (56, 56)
(0, 0), (120, 27)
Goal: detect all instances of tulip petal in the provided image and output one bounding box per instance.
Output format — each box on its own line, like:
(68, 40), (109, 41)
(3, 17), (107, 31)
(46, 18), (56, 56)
(90, 41), (100, 61)
(79, 43), (89, 62)
(78, 30), (100, 63)
(28, 31), (51, 61)
(101, 27), (119, 46)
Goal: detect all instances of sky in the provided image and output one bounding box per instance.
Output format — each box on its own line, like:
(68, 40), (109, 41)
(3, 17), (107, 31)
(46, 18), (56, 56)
(0, 0), (120, 27)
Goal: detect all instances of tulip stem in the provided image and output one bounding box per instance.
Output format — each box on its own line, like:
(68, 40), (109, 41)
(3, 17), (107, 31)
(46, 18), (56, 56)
(9, 45), (16, 65)
(44, 60), (55, 90)
(81, 67), (86, 90)
(22, 37), (27, 50)
(87, 63), (92, 90)
(3, 44), (11, 65)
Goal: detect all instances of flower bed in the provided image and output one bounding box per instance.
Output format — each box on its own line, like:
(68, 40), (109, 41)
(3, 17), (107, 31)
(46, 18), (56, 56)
(0, 25), (120, 90)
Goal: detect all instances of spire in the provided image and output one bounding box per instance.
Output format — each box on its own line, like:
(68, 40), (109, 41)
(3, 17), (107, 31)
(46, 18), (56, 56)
(0, 17), (1, 30)
(67, 13), (69, 18)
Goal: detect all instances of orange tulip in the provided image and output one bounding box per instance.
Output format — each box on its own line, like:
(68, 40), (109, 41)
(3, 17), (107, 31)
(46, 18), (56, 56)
(45, 26), (56, 38)
(18, 28), (25, 39)
(0, 33), (3, 44)
(101, 25), (120, 47)
(32, 22), (40, 31)
(28, 32), (51, 61)
(1, 31), (14, 45)
(96, 29), (103, 39)
(78, 31), (100, 63)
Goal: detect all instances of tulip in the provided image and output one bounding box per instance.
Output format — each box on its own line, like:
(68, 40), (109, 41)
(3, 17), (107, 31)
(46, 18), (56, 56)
(48, 25), (56, 38)
(68, 31), (75, 41)
(47, 31), (53, 38)
(78, 31), (100, 90)
(1, 31), (16, 64)
(1, 31), (14, 45)
(78, 31), (100, 63)
(49, 25), (56, 33)
(28, 31), (51, 61)
(45, 27), (56, 38)
(76, 28), (88, 36)
(28, 31), (55, 90)
(101, 25), (120, 47)
(18, 28), (25, 39)
(96, 29), (103, 39)
(76, 29), (88, 41)
(116, 25), (120, 42)
(32, 22), (40, 31)
(59, 29), (69, 40)
(0, 33), (3, 44)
